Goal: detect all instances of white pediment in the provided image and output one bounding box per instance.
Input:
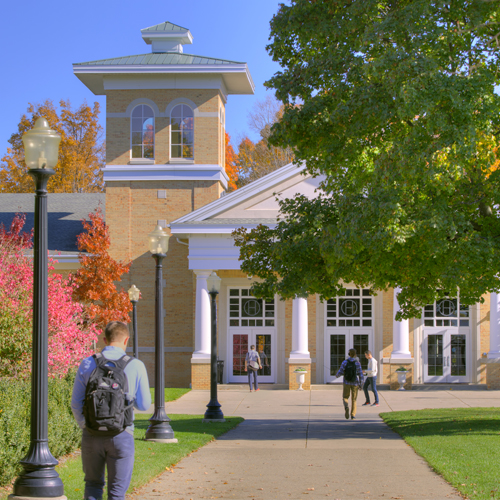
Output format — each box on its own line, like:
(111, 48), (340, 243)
(171, 162), (325, 229)
(232, 175), (324, 215)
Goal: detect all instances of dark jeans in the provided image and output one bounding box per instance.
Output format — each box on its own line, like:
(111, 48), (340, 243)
(248, 368), (259, 390)
(363, 377), (379, 403)
(81, 428), (135, 500)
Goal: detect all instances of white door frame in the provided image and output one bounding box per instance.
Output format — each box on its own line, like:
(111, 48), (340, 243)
(227, 328), (277, 383)
(324, 328), (374, 383)
(422, 327), (471, 383)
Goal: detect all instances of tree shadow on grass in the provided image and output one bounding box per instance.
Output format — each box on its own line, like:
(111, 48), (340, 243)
(382, 408), (500, 438)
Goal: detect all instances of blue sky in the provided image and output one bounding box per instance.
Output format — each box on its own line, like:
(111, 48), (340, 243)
(0, 0), (285, 154)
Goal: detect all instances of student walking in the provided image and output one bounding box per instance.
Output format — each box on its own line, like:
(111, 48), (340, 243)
(71, 321), (151, 500)
(362, 350), (379, 407)
(245, 344), (262, 392)
(335, 348), (364, 420)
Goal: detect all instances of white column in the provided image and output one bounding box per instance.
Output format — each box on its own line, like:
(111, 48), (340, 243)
(290, 297), (310, 359)
(488, 293), (500, 358)
(391, 287), (411, 359)
(192, 270), (212, 360)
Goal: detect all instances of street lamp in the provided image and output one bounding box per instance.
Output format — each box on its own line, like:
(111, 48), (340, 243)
(145, 225), (177, 442)
(203, 272), (225, 422)
(11, 118), (65, 498)
(128, 285), (141, 359)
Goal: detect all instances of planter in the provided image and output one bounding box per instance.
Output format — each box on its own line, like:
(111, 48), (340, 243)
(397, 371), (407, 391)
(294, 370), (307, 391)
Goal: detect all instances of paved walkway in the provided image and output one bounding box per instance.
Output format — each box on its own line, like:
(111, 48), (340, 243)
(130, 388), (500, 500)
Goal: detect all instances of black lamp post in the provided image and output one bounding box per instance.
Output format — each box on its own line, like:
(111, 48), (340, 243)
(203, 272), (225, 422)
(145, 225), (177, 443)
(128, 285), (140, 359)
(11, 118), (65, 499)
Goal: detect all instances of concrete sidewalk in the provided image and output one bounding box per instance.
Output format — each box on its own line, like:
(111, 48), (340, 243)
(130, 388), (500, 500)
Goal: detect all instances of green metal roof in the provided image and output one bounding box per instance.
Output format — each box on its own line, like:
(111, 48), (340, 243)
(74, 52), (244, 67)
(141, 21), (189, 33)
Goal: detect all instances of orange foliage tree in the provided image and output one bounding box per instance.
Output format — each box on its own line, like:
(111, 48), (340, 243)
(71, 208), (132, 328)
(225, 132), (239, 191)
(0, 99), (104, 193)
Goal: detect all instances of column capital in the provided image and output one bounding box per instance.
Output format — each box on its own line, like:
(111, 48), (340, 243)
(193, 269), (213, 278)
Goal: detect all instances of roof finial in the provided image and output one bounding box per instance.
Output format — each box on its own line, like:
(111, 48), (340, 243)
(141, 22), (193, 53)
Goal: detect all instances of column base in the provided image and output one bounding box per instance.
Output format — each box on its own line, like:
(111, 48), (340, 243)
(480, 358), (500, 389)
(191, 359), (211, 390)
(288, 359), (311, 390)
(382, 358), (414, 390)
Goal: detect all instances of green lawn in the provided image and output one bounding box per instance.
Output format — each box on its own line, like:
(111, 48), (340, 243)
(381, 408), (500, 500)
(56, 413), (243, 500)
(150, 387), (191, 403)
(0, 388), (241, 500)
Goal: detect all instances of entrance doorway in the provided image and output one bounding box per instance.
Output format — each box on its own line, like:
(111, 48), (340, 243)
(227, 288), (276, 383)
(422, 295), (471, 383)
(324, 288), (374, 383)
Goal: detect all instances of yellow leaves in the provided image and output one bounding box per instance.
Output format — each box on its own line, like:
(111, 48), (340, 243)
(0, 99), (104, 193)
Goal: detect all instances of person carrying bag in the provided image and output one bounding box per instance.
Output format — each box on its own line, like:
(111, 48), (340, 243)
(245, 345), (262, 392)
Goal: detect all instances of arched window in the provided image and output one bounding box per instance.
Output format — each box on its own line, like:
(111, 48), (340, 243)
(171, 104), (194, 160)
(131, 105), (154, 159)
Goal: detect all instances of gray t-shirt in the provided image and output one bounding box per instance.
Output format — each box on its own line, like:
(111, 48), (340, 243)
(246, 350), (260, 369)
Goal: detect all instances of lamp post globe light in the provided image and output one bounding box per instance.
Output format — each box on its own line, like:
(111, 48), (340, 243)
(9, 118), (66, 499)
(128, 285), (141, 359)
(203, 272), (225, 422)
(145, 225), (177, 442)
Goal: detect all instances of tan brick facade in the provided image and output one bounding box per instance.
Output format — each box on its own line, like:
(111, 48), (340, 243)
(191, 362), (211, 391)
(106, 89), (225, 166)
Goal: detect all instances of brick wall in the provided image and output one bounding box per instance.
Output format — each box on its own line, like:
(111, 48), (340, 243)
(106, 177), (222, 388)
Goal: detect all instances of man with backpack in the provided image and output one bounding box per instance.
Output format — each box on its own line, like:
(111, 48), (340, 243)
(71, 321), (151, 500)
(335, 348), (364, 420)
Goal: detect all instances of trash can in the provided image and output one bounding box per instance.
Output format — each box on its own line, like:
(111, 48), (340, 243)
(217, 359), (224, 384)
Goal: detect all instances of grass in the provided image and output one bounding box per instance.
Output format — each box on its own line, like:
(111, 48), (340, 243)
(57, 413), (243, 500)
(0, 388), (241, 500)
(150, 387), (191, 403)
(381, 407), (500, 500)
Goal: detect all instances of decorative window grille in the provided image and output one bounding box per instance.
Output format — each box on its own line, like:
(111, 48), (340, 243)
(228, 288), (275, 327)
(131, 105), (154, 159)
(423, 293), (470, 327)
(326, 289), (373, 327)
(171, 104), (194, 159)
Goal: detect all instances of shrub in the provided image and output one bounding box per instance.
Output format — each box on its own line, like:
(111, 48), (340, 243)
(0, 214), (98, 379)
(0, 373), (81, 487)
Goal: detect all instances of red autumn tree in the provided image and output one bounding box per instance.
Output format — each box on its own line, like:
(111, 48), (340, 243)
(71, 207), (132, 327)
(225, 132), (239, 191)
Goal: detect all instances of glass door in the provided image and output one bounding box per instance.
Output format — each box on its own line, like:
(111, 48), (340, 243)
(228, 288), (276, 383)
(324, 288), (374, 383)
(422, 295), (470, 383)
(423, 331), (469, 383)
(326, 330), (372, 383)
(229, 329), (275, 383)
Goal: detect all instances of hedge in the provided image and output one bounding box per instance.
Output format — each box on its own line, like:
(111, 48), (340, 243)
(0, 373), (81, 487)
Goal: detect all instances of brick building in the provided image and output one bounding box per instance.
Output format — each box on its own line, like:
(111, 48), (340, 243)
(17, 21), (499, 390)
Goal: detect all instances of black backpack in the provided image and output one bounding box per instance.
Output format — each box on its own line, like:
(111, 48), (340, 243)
(344, 359), (358, 383)
(83, 353), (134, 436)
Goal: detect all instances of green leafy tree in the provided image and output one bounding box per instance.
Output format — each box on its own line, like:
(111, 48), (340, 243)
(235, 0), (500, 318)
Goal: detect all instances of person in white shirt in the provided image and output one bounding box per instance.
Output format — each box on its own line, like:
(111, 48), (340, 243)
(362, 350), (379, 407)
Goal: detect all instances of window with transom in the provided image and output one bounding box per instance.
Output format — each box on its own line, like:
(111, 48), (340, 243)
(228, 289), (275, 327)
(170, 104), (194, 160)
(131, 105), (154, 159)
(326, 289), (373, 327)
(423, 293), (470, 327)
